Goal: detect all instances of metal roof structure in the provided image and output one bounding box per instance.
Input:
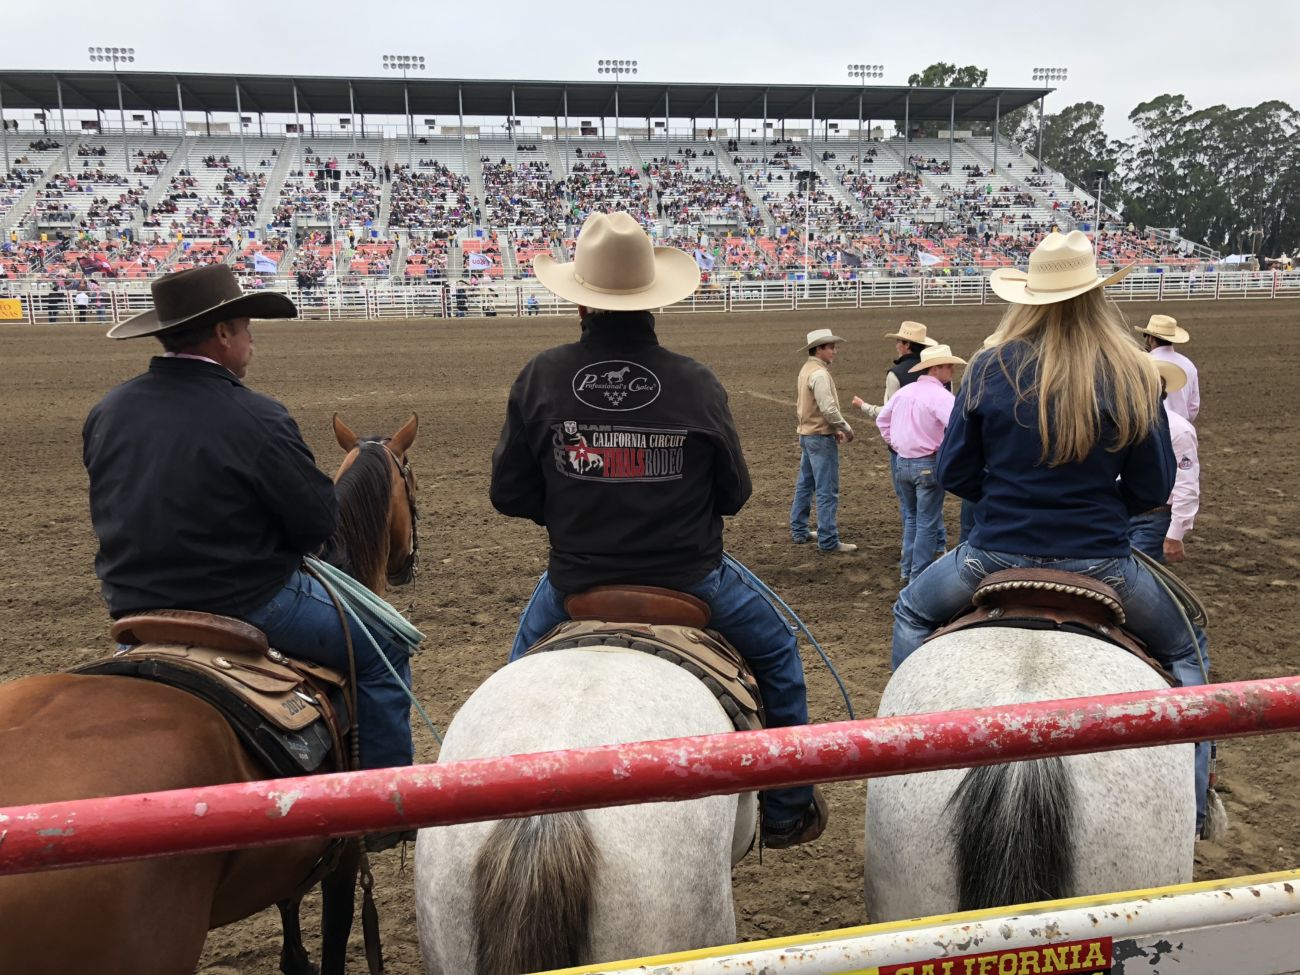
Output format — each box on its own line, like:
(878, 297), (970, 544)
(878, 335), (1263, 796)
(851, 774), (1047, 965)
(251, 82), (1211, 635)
(0, 70), (1048, 122)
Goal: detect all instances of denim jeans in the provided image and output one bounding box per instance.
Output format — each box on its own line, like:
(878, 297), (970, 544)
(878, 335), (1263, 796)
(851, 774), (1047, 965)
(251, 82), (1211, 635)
(791, 434), (841, 550)
(892, 544), (1210, 830)
(891, 452), (946, 579)
(243, 569), (414, 770)
(509, 561), (813, 827)
(894, 454), (946, 581)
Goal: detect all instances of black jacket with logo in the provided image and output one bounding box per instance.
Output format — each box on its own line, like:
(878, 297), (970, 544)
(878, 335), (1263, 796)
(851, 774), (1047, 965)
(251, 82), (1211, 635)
(83, 356), (338, 618)
(490, 311), (751, 593)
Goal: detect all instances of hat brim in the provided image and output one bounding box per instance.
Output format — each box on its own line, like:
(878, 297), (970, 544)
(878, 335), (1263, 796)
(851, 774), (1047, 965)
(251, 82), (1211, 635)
(533, 246), (701, 312)
(908, 355), (967, 373)
(107, 291), (298, 340)
(883, 331), (938, 346)
(800, 333), (846, 352)
(1152, 359), (1188, 393)
(989, 263), (1135, 306)
(1136, 324), (1191, 343)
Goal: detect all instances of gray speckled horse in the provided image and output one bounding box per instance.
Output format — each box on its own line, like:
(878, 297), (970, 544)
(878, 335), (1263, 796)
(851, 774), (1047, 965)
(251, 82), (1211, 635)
(414, 647), (756, 975)
(865, 627), (1195, 922)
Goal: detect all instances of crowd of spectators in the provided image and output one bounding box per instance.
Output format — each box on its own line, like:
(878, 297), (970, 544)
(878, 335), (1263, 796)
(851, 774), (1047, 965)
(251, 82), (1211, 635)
(388, 162), (475, 231)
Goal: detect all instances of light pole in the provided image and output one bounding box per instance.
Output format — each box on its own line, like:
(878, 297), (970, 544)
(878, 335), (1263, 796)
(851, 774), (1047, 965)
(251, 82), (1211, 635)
(847, 64), (884, 177)
(382, 54), (426, 166)
(597, 59), (637, 168)
(1031, 67), (1067, 174)
(1093, 169), (1108, 232)
(88, 46), (135, 166)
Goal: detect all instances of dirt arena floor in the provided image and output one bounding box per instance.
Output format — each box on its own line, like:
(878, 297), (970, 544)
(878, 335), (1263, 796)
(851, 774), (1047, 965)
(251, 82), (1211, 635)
(1, 298), (1297, 972)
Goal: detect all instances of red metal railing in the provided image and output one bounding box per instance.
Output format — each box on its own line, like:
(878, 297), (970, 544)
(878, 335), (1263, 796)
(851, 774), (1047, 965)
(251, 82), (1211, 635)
(2, 676), (1298, 876)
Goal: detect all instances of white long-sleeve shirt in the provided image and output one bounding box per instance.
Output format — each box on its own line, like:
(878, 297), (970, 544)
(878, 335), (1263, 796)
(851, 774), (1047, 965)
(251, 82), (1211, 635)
(1150, 345), (1201, 422)
(1165, 404), (1200, 541)
(857, 371), (904, 418)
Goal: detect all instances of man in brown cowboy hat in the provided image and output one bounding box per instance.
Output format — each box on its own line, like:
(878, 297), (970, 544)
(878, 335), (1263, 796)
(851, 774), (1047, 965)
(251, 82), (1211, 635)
(84, 267), (417, 840)
(491, 211), (827, 849)
(1135, 314), (1199, 422)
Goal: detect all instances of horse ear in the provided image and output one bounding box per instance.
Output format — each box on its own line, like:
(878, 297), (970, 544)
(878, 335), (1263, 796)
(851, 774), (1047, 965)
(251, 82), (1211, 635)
(389, 413), (419, 456)
(333, 413), (359, 452)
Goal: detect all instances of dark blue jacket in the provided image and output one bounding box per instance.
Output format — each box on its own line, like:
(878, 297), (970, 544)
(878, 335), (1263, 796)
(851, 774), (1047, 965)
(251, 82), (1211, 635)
(936, 342), (1175, 557)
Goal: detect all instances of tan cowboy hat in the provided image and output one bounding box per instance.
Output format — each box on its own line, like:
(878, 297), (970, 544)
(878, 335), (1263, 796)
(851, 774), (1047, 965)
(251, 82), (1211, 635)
(533, 211), (700, 311)
(800, 327), (846, 352)
(1149, 354), (1188, 393)
(884, 320), (938, 346)
(1135, 314), (1190, 344)
(107, 265), (296, 340)
(908, 344), (967, 373)
(989, 229), (1134, 306)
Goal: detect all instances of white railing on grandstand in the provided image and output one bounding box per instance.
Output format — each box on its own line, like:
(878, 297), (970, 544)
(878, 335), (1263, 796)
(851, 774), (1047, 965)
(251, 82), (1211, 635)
(4, 272), (1298, 325)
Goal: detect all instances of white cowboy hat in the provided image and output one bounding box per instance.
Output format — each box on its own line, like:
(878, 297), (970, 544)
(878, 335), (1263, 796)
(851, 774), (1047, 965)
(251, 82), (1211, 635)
(989, 230), (1134, 306)
(533, 211), (700, 311)
(800, 327), (846, 352)
(1149, 354), (1188, 394)
(1135, 314), (1190, 344)
(883, 320), (938, 346)
(908, 344), (967, 373)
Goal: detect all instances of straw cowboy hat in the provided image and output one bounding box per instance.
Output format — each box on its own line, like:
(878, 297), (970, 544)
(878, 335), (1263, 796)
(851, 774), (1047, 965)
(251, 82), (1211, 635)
(1149, 354), (1188, 393)
(107, 265), (297, 340)
(884, 320), (938, 346)
(533, 211), (700, 311)
(1136, 314), (1190, 344)
(989, 230), (1134, 306)
(908, 344), (967, 373)
(800, 327), (846, 352)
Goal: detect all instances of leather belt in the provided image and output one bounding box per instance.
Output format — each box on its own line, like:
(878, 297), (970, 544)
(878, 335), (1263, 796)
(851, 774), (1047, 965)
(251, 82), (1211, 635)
(1143, 505), (1172, 514)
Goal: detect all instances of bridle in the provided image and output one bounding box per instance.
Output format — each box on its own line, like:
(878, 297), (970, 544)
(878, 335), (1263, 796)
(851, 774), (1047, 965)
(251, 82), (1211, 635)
(364, 438), (419, 587)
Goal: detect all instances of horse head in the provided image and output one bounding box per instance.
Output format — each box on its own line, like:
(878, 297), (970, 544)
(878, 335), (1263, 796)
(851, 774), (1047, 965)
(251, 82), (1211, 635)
(331, 413), (420, 596)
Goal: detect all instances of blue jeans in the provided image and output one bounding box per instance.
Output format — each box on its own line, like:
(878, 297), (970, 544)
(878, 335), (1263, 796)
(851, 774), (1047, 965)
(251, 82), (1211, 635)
(891, 452), (947, 579)
(894, 454), (945, 581)
(243, 569), (414, 770)
(892, 544), (1210, 830)
(791, 434), (841, 550)
(509, 561), (813, 827)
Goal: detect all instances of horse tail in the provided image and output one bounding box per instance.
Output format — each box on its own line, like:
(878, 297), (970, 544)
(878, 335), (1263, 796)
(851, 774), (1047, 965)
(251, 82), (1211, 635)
(471, 812), (599, 975)
(949, 758), (1076, 911)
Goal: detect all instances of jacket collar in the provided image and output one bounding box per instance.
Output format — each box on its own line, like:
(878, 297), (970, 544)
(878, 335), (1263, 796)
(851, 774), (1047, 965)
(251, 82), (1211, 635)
(580, 311), (659, 346)
(148, 355), (244, 385)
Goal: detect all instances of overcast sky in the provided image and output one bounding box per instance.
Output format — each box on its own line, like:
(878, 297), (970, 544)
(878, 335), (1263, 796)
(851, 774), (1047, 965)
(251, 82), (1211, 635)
(7, 1), (1298, 137)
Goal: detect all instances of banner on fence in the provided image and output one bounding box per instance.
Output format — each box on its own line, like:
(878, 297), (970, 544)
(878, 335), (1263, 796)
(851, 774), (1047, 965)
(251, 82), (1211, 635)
(0, 298), (23, 320)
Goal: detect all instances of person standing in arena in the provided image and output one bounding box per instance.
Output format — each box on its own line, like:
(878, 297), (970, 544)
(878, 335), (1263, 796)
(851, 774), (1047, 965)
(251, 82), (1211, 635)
(791, 328), (857, 553)
(1136, 314), (1200, 421)
(890, 230), (1211, 836)
(491, 212), (828, 849)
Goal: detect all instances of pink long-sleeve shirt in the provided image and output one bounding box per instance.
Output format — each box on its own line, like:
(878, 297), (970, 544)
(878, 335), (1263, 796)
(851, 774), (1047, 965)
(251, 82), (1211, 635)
(1150, 345), (1201, 422)
(876, 374), (954, 458)
(1165, 403), (1199, 541)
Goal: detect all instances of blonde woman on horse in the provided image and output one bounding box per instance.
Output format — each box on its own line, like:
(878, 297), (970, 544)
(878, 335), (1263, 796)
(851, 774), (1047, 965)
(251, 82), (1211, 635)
(890, 231), (1211, 835)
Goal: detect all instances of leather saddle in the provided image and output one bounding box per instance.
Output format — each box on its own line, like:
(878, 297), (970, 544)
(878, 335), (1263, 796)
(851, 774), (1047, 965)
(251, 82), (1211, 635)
(72, 610), (353, 776)
(525, 585), (766, 733)
(927, 568), (1174, 685)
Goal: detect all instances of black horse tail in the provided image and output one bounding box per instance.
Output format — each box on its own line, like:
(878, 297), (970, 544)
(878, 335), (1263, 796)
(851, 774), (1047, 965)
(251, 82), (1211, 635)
(949, 759), (1076, 911)
(471, 812), (599, 975)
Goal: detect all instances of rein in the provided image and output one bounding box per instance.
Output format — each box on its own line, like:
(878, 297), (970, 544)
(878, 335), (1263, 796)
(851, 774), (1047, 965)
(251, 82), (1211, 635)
(364, 438), (420, 587)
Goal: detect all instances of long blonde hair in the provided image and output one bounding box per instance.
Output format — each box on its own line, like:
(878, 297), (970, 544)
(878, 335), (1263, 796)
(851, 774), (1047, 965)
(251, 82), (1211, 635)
(973, 289), (1160, 466)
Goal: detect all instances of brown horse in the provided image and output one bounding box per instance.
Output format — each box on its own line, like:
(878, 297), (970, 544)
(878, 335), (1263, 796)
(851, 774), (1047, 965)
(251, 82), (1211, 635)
(0, 413), (419, 975)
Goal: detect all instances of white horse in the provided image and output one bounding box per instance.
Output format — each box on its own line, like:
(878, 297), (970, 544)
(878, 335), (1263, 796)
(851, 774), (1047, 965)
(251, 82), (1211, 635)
(865, 628), (1196, 922)
(414, 647), (757, 975)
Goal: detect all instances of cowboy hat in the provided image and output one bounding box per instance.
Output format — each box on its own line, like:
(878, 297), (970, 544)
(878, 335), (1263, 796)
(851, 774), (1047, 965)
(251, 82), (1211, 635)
(884, 320), (938, 346)
(533, 211), (700, 311)
(908, 344), (967, 373)
(800, 327), (846, 352)
(1135, 314), (1190, 344)
(107, 265), (296, 340)
(989, 229), (1134, 306)
(1149, 354), (1188, 394)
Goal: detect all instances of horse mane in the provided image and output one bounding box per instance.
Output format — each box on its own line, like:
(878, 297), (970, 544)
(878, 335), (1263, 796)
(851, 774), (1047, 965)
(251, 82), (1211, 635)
(330, 441), (393, 588)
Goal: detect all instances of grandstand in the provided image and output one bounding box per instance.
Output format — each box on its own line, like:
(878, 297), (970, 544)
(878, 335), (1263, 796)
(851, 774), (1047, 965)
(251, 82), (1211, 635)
(0, 70), (1219, 304)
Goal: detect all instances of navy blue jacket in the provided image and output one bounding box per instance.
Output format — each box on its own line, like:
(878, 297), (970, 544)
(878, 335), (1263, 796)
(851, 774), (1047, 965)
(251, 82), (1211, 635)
(490, 311), (751, 593)
(83, 356), (338, 618)
(937, 342), (1175, 557)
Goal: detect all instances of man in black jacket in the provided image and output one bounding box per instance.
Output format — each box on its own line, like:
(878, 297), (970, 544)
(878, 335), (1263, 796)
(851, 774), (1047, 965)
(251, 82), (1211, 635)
(83, 266), (414, 786)
(490, 212), (827, 849)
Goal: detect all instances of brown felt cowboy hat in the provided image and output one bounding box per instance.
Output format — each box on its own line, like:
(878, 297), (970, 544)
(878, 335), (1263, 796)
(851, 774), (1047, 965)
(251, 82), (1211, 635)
(884, 321), (938, 346)
(1135, 314), (1190, 344)
(107, 265), (297, 340)
(533, 211), (700, 311)
(989, 229), (1134, 306)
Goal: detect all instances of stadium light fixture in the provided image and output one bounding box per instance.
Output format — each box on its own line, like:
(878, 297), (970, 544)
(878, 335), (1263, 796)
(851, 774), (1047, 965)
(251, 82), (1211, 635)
(847, 64), (885, 175)
(1030, 67), (1068, 174)
(382, 55), (426, 166)
(596, 59), (638, 167)
(89, 45), (137, 163)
